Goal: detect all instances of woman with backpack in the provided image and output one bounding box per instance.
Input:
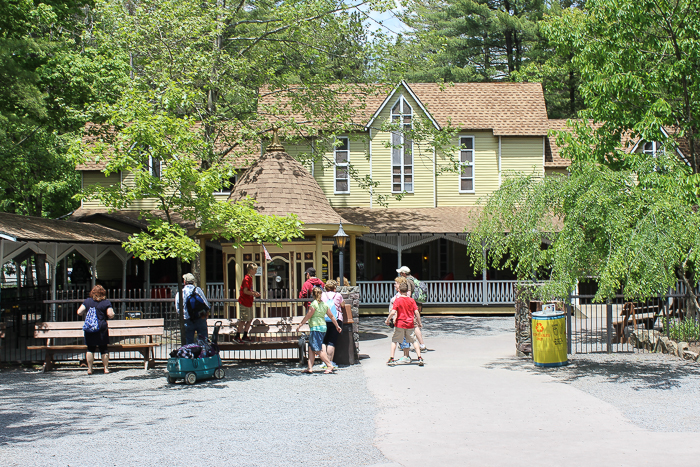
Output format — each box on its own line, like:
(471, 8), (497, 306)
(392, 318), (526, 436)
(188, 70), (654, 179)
(76, 285), (115, 375)
(320, 280), (346, 369)
(297, 286), (341, 374)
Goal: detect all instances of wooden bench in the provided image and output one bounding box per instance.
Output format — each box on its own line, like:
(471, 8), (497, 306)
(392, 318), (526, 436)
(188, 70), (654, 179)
(613, 303), (660, 344)
(27, 319), (164, 372)
(205, 304), (353, 363)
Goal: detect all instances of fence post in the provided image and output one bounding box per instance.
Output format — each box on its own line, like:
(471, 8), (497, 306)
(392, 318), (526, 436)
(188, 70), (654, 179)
(606, 300), (613, 353)
(566, 292), (572, 355)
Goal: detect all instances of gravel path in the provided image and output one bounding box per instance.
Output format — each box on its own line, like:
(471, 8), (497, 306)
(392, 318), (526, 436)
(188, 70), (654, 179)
(0, 362), (387, 467)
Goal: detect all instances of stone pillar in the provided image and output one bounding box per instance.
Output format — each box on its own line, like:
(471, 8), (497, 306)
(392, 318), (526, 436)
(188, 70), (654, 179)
(515, 287), (535, 357)
(338, 285), (361, 363)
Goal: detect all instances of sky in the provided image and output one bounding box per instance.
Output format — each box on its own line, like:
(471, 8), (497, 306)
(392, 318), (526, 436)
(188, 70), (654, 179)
(358, 3), (411, 38)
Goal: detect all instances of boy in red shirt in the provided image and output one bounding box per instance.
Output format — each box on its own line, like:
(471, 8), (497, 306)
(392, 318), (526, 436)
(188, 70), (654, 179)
(236, 263), (260, 342)
(385, 281), (424, 366)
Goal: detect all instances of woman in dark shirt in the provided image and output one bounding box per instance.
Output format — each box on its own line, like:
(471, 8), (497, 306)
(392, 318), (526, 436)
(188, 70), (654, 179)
(77, 285), (115, 375)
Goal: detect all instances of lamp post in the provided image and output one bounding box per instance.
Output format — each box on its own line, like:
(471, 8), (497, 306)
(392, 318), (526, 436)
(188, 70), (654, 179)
(333, 221), (349, 287)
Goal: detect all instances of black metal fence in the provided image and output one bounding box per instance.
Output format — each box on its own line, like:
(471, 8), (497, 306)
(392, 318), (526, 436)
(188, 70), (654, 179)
(565, 293), (699, 354)
(1, 288), (311, 364)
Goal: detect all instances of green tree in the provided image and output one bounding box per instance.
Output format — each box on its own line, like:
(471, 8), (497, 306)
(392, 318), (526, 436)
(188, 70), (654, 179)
(77, 0), (393, 341)
(397, 0), (545, 82)
(469, 0), (700, 316)
(0, 1), (129, 217)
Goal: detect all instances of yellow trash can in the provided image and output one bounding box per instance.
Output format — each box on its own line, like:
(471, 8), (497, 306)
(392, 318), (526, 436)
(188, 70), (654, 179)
(532, 307), (568, 367)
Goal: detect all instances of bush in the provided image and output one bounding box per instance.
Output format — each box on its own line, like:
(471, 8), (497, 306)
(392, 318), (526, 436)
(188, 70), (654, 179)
(665, 318), (700, 342)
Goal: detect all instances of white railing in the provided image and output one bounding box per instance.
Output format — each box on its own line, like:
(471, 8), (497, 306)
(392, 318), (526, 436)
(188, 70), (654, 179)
(358, 280), (519, 306)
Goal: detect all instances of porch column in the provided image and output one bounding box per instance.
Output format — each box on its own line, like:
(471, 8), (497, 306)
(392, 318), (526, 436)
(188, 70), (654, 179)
(199, 239), (207, 295)
(350, 234), (357, 286)
(234, 246), (244, 320)
(396, 235), (403, 270)
(145, 259), (151, 316)
(121, 257), (128, 315)
(315, 234), (323, 279)
(51, 243), (57, 321)
(91, 245), (97, 288)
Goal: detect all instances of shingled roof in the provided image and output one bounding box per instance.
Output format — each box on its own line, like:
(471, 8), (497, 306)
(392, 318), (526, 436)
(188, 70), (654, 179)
(260, 82), (550, 137)
(334, 206), (482, 234)
(0, 212), (129, 243)
(230, 146), (348, 226)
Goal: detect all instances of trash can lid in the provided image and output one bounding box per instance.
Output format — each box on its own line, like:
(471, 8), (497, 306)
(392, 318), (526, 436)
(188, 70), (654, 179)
(532, 309), (565, 319)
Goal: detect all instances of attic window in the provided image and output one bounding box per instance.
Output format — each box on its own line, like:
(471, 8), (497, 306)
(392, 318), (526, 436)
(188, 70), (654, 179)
(391, 97), (413, 193)
(643, 141), (663, 157)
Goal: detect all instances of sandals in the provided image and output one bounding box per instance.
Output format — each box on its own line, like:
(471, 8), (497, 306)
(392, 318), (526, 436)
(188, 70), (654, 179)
(302, 369), (313, 374)
(323, 369), (334, 374)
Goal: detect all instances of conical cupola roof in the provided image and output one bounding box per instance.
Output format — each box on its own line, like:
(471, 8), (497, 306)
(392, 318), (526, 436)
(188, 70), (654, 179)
(230, 145), (345, 226)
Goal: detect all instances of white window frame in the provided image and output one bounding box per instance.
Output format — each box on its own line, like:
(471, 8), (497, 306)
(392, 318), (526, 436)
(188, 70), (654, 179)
(458, 136), (475, 193)
(334, 136), (350, 194)
(391, 97), (414, 194)
(148, 154), (161, 179)
(642, 141), (663, 157)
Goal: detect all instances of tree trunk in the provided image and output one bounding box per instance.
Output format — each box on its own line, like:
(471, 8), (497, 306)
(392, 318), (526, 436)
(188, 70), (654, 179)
(35, 254), (47, 286)
(176, 257), (186, 346)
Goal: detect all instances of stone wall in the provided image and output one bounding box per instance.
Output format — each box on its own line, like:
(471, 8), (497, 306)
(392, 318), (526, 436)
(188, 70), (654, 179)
(338, 286), (360, 361)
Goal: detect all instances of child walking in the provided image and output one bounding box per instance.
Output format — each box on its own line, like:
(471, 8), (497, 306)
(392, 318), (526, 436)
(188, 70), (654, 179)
(385, 281), (424, 366)
(297, 286), (342, 374)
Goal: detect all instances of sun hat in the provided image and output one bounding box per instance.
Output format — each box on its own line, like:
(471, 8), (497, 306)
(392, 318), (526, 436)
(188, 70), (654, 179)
(396, 266), (411, 274)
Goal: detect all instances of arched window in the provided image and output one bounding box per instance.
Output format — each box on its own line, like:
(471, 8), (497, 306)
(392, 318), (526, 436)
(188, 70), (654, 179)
(391, 97), (413, 193)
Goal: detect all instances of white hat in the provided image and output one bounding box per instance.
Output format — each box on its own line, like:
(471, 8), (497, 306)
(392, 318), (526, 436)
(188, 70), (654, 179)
(396, 266), (411, 274)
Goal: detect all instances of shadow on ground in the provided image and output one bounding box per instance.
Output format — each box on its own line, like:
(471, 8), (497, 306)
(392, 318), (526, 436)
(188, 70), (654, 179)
(485, 354), (700, 390)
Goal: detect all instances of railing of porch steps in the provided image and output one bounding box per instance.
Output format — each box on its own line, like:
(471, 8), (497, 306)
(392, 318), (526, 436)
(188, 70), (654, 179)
(358, 280), (518, 306)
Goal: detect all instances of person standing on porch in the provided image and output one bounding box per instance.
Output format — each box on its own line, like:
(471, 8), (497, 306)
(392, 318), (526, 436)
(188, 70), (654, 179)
(299, 267), (324, 309)
(175, 273), (210, 344)
(77, 285), (114, 375)
(236, 263), (260, 343)
(397, 266), (427, 351)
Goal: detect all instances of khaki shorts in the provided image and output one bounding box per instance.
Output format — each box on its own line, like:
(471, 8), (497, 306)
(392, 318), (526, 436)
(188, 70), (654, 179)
(239, 304), (254, 321)
(392, 327), (416, 344)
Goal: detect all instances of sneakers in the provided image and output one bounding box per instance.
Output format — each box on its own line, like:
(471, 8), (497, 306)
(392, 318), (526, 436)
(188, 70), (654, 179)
(320, 362), (339, 370)
(387, 357), (397, 366)
(418, 357), (425, 366)
(231, 337), (242, 344)
(241, 335), (252, 342)
(398, 356), (411, 363)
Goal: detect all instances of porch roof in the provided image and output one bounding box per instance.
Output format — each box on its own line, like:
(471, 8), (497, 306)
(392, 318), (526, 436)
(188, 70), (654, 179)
(0, 212), (129, 244)
(333, 207), (481, 234)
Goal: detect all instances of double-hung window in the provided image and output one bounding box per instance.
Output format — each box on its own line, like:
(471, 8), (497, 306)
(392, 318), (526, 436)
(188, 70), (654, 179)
(334, 137), (350, 193)
(391, 97), (413, 193)
(148, 154), (161, 179)
(459, 136), (474, 192)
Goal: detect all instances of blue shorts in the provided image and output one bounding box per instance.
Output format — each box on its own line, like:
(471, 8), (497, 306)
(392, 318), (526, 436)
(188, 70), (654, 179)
(309, 331), (325, 352)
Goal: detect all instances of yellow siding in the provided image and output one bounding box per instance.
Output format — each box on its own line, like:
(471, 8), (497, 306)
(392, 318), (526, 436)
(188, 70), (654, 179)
(284, 137), (372, 207)
(436, 131), (499, 206)
(501, 136), (544, 178)
(369, 88), (436, 208)
(81, 171), (121, 210)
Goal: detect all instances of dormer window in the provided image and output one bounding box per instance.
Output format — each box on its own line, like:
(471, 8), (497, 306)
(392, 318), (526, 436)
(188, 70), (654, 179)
(643, 141), (663, 157)
(391, 97), (413, 193)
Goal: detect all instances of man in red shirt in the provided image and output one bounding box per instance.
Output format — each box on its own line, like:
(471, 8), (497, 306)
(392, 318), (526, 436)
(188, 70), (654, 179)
(236, 263), (260, 342)
(299, 267), (324, 310)
(385, 281), (424, 366)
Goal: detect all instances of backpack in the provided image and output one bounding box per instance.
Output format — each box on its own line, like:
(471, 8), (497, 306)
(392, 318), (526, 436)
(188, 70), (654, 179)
(324, 296), (339, 322)
(83, 306), (100, 333)
(411, 277), (428, 303)
(186, 291), (210, 320)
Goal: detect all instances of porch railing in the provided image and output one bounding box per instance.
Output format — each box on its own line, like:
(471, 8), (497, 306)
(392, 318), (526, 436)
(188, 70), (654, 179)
(357, 280), (519, 306)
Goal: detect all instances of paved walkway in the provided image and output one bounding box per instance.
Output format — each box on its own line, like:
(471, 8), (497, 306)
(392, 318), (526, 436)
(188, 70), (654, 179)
(360, 317), (700, 466)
